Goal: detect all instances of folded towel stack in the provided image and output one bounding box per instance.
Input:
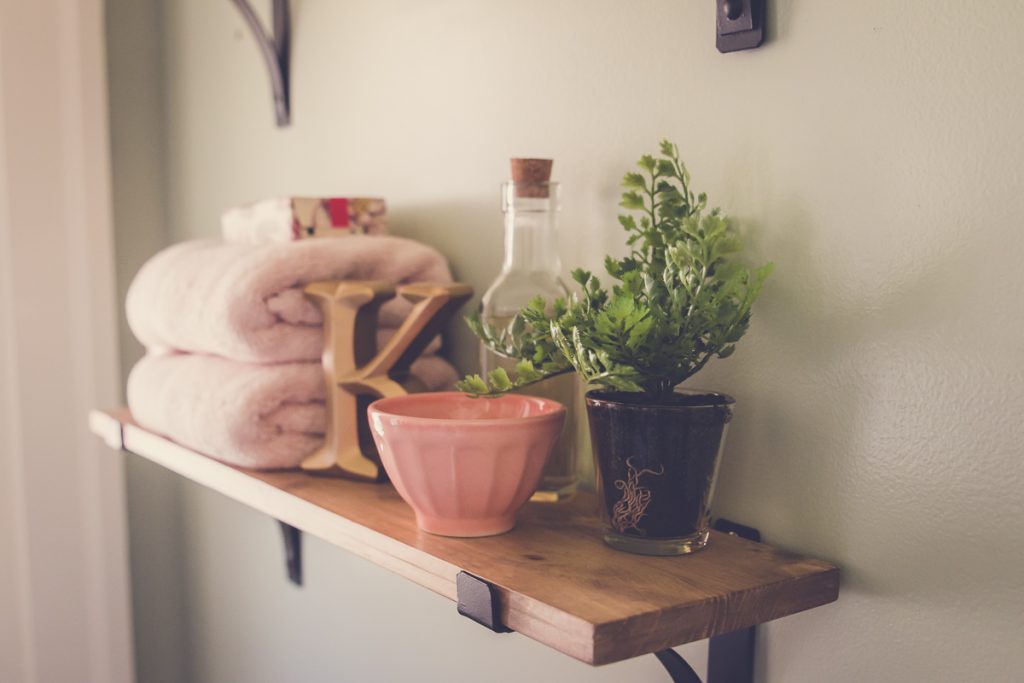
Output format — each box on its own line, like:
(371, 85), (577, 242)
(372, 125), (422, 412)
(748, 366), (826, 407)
(126, 235), (460, 469)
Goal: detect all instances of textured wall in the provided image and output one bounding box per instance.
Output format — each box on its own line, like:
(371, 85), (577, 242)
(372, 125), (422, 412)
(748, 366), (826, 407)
(109, 0), (1024, 681)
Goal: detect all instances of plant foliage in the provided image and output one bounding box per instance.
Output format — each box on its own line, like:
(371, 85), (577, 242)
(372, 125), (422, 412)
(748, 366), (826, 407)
(457, 140), (773, 398)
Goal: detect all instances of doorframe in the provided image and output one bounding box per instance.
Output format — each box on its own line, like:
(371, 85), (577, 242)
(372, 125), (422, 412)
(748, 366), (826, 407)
(0, 1), (134, 681)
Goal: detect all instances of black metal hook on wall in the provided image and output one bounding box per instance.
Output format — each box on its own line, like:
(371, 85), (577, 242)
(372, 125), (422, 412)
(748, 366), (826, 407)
(229, 0), (291, 126)
(716, 0), (765, 53)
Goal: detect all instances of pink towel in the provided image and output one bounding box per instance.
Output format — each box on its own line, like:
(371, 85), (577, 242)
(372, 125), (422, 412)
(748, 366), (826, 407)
(126, 236), (453, 363)
(127, 352), (459, 469)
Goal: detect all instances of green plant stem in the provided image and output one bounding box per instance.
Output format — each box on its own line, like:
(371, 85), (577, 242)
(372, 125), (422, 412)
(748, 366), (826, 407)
(646, 173), (659, 262)
(686, 349), (716, 380)
(485, 366), (576, 397)
(680, 263), (709, 345)
(673, 157), (691, 205)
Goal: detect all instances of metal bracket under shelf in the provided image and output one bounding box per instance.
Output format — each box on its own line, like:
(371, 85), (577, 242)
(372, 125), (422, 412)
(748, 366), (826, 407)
(278, 521), (302, 586)
(229, 0), (291, 126)
(271, 513), (759, 679)
(456, 571), (512, 633)
(453, 518), (761, 683)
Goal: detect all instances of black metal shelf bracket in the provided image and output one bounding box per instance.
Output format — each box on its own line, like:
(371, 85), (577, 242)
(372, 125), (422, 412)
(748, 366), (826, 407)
(651, 518), (762, 683)
(716, 0), (765, 53)
(229, 0), (291, 126)
(453, 519), (760, 683)
(656, 649), (704, 683)
(704, 520), (761, 682)
(279, 521), (302, 586)
(456, 571), (511, 633)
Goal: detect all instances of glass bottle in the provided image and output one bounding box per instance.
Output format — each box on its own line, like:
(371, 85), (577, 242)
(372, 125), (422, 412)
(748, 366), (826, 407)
(480, 161), (578, 502)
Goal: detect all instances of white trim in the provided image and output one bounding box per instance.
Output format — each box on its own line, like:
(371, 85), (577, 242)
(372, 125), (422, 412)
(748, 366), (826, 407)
(0, 1), (134, 681)
(0, 38), (37, 683)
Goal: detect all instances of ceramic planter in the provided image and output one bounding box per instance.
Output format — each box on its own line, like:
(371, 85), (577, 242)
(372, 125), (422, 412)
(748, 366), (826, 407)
(368, 392), (565, 537)
(585, 389), (734, 556)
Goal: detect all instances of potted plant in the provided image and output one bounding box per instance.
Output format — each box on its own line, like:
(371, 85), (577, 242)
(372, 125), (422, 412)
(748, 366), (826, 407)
(456, 140), (772, 556)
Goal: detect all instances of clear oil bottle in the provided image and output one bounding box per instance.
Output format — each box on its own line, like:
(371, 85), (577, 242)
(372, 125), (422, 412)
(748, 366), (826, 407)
(479, 159), (578, 502)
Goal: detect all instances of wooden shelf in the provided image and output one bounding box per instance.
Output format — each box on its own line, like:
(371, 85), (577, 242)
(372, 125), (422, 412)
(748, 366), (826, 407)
(89, 407), (839, 667)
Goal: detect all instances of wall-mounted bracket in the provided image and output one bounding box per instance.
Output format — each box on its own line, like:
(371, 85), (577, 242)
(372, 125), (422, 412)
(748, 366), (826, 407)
(716, 0), (765, 53)
(230, 0), (291, 126)
(651, 519), (759, 682)
(655, 649), (704, 683)
(453, 521), (761, 682)
(279, 521), (302, 586)
(456, 571), (511, 633)
(704, 518), (760, 683)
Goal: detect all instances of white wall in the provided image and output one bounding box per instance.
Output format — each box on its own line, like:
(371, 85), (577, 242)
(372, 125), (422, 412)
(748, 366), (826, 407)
(108, 0), (1024, 681)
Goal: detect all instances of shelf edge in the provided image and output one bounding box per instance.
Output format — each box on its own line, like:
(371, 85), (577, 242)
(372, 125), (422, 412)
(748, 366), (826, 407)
(92, 409), (601, 664)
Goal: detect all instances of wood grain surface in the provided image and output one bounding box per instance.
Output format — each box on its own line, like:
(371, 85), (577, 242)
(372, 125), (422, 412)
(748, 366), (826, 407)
(90, 408), (839, 666)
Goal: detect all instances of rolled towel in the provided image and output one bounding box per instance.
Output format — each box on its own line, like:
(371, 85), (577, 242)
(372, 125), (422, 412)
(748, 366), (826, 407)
(126, 236), (453, 363)
(127, 352), (459, 470)
(141, 327), (442, 359)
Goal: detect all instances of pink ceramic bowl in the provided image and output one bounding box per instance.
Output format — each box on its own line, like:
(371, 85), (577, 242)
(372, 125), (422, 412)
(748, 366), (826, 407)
(368, 392), (566, 537)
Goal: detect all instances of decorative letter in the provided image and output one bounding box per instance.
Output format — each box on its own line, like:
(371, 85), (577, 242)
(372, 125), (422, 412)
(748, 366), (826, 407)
(301, 280), (472, 480)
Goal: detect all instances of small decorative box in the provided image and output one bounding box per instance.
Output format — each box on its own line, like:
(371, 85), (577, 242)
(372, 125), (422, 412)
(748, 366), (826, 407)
(221, 196), (387, 243)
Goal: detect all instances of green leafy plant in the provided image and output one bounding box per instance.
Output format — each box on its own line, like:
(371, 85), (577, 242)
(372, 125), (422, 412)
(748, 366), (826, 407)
(457, 140), (773, 399)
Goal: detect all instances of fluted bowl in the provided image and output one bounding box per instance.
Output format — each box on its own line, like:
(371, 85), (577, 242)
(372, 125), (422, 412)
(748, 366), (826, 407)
(368, 392), (566, 537)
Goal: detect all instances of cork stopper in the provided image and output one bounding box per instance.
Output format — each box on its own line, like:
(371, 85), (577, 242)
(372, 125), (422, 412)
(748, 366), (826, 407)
(510, 158), (553, 198)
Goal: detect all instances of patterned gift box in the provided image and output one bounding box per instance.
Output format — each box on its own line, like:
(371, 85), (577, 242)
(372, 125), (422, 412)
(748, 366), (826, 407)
(222, 197), (387, 243)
